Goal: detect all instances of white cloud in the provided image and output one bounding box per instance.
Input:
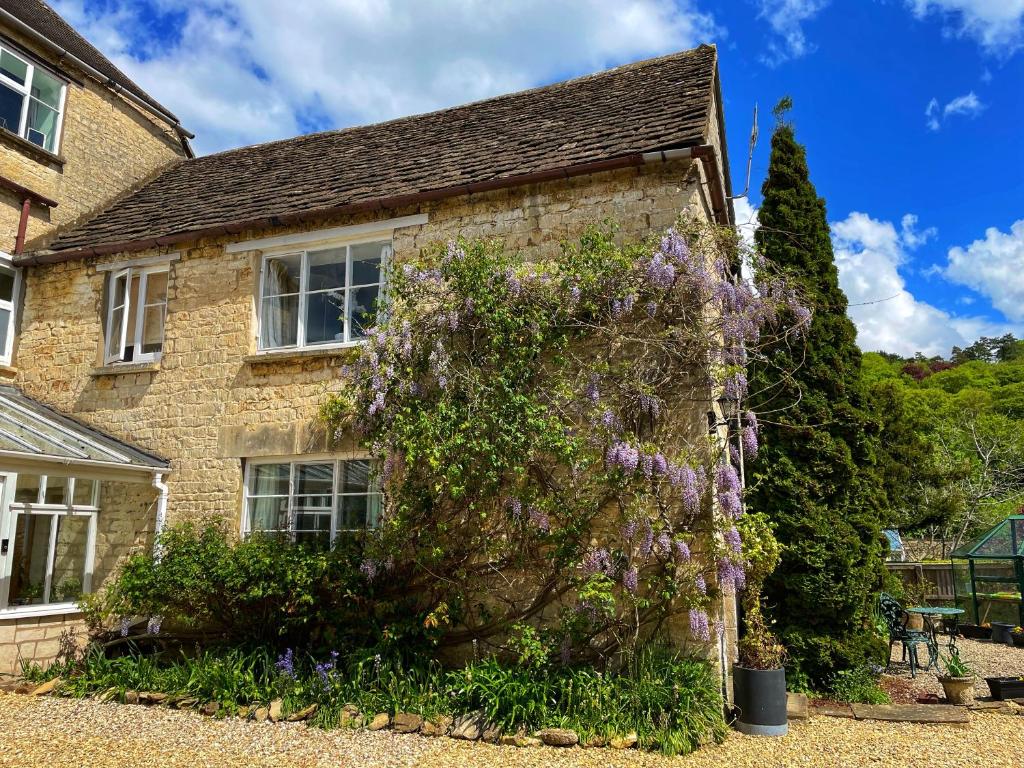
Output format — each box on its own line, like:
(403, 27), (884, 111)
(944, 220), (1024, 321)
(831, 211), (1016, 356)
(755, 0), (830, 65)
(943, 90), (985, 117)
(925, 97), (941, 130)
(907, 1), (1024, 56)
(924, 91), (985, 130)
(52, 0), (722, 155)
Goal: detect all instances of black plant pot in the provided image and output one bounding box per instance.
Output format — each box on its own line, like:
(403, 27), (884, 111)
(732, 665), (788, 736)
(991, 622), (1015, 645)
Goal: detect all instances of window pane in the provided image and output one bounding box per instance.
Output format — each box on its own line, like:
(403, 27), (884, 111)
(305, 290), (344, 345)
(112, 273), (128, 308)
(296, 463), (333, 495)
(0, 266), (15, 302)
(144, 271), (168, 305)
(44, 476), (67, 505)
(339, 494), (367, 530)
(347, 285), (379, 340)
(351, 242), (385, 286)
(342, 460), (371, 493)
(14, 474), (41, 504)
(264, 255), (301, 296)
(141, 305), (165, 354)
(294, 513), (331, 548)
(0, 50), (27, 85)
(0, 82), (23, 134)
(307, 248), (346, 291)
(107, 306), (124, 357)
(249, 496), (288, 532)
(51, 516), (88, 602)
(9, 514), (52, 605)
(30, 69), (62, 109)
(260, 294), (299, 348)
(26, 99), (57, 151)
(0, 307), (9, 356)
(251, 464), (289, 495)
(72, 478), (96, 506)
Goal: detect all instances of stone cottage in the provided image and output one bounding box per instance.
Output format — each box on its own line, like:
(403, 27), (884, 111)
(0, 2), (737, 675)
(0, 0), (190, 671)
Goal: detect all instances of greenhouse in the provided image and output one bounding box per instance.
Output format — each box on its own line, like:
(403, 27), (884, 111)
(951, 515), (1024, 627)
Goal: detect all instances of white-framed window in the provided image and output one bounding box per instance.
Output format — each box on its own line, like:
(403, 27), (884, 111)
(0, 44), (66, 153)
(258, 239), (389, 351)
(242, 458), (381, 547)
(104, 264), (169, 364)
(0, 474), (98, 611)
(0, 253), (21, 365)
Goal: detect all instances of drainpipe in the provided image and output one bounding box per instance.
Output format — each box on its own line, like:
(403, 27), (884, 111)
(151, 471), (169, 559)
(14, 197), (31, 255)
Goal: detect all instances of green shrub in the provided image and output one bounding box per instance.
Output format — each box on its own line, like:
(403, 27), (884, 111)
(826, 666), (891, 704)
(45, 644), (725, 756)
(87, 521), (430, 654)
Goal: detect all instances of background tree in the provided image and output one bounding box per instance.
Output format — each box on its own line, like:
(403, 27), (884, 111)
(745, 98), (886, 687)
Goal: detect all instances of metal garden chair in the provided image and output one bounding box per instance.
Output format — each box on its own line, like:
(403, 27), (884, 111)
(879, 592), (937, 678)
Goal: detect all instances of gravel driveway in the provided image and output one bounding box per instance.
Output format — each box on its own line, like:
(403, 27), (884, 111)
(1, 691), (1022, 768)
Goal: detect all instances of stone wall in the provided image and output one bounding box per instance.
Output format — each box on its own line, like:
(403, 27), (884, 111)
(8, 155), (738, 673)
(0, 22), (186, 254)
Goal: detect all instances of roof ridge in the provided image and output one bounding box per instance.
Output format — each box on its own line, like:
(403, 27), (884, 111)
(193, 44), (716, 163)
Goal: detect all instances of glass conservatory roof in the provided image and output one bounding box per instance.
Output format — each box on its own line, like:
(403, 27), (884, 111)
(0, 385), (168, 472)
(951, 516), (1024, 559)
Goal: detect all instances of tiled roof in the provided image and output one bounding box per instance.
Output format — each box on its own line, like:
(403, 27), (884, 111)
(35, 44), (720, 258)
(0, 0), (179, 122)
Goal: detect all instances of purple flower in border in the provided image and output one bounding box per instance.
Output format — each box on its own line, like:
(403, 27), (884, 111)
(689, 608), (710, 642)
(146, 615), (162, 635)
(623, 566), (639, 593)
(275, 648), (296, 680)
(119, 617), (130, 638)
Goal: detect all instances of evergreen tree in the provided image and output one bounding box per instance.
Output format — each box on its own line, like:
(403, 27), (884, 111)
(746, 99), (886, 687)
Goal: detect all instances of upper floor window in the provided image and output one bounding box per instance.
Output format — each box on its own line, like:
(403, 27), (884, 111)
(258, 240), (389, 351)
(0, 256), (20, 365)
(0, 45), (65, 154)
(104, 264), (169, 364)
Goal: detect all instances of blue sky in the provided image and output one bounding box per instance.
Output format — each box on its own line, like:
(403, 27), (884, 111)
(54, 0), (1024, 357)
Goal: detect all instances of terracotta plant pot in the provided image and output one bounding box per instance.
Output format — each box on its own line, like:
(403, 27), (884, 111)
(938, 675), (975, 705)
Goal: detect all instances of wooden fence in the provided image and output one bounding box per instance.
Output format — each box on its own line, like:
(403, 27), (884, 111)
(885, 561), (955, 602)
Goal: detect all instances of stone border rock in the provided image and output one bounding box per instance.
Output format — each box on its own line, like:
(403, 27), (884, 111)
(5, 680), (641, 751)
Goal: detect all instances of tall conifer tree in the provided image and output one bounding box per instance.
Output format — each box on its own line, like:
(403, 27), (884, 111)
(746, 99), (885, 686)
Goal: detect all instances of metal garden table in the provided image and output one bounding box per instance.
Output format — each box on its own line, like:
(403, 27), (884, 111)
(907, 606), (966, 655)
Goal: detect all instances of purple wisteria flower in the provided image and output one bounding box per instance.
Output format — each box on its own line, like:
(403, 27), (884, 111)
(360, 559), (379, 581)
(645, 301), (658, 318)
(722, 371), (748, 400)
(508, 497), (523, 519)
(585, 374), (600, 404)
(695, 572), (707, 595)
(146, 615), (162, 635)
(639, 521), (654, 558)
(622, 520), (638, 543)
(724, 526), (743, 554)
(645, 252), (677, 290)
(652, 453), (668, 476)
(675, 540), (691, 563)
(623, 566), (639, 593)
(641, 453), (654, 480)
(600, 410), (616, 428)
(581, 547), (613, 577)
(716, 463), (742, 518)
(368, 391), (385, 416)
(569, 285), (582, 304)
(689, 608), (710, 641)
(656, 531), (672, 556)
(713, 619), (725, 641)
(119, 617), (130, 638)
(606, 441), (640, 474)
(528, 506), (550, 532)
(742, 425), (759, 459)
(611, 299), (624, 319)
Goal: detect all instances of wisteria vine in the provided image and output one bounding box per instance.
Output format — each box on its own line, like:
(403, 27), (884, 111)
(322, 219), (808, 660)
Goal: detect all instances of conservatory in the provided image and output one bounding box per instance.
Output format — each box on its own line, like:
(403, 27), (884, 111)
(951, 515), (1024, 628)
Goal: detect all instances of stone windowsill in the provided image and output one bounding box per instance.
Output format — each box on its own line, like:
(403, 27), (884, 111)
(0, 362), (16, 379)
(0, 128), (65, 168)
(243, 344), (364, 365)
(90, 361), (162, 377)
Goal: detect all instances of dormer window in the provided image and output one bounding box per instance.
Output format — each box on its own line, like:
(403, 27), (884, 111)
(0, 45), (65, 154)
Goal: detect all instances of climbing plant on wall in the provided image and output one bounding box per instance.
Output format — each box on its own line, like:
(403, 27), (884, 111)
(321, 219), (808, 661)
